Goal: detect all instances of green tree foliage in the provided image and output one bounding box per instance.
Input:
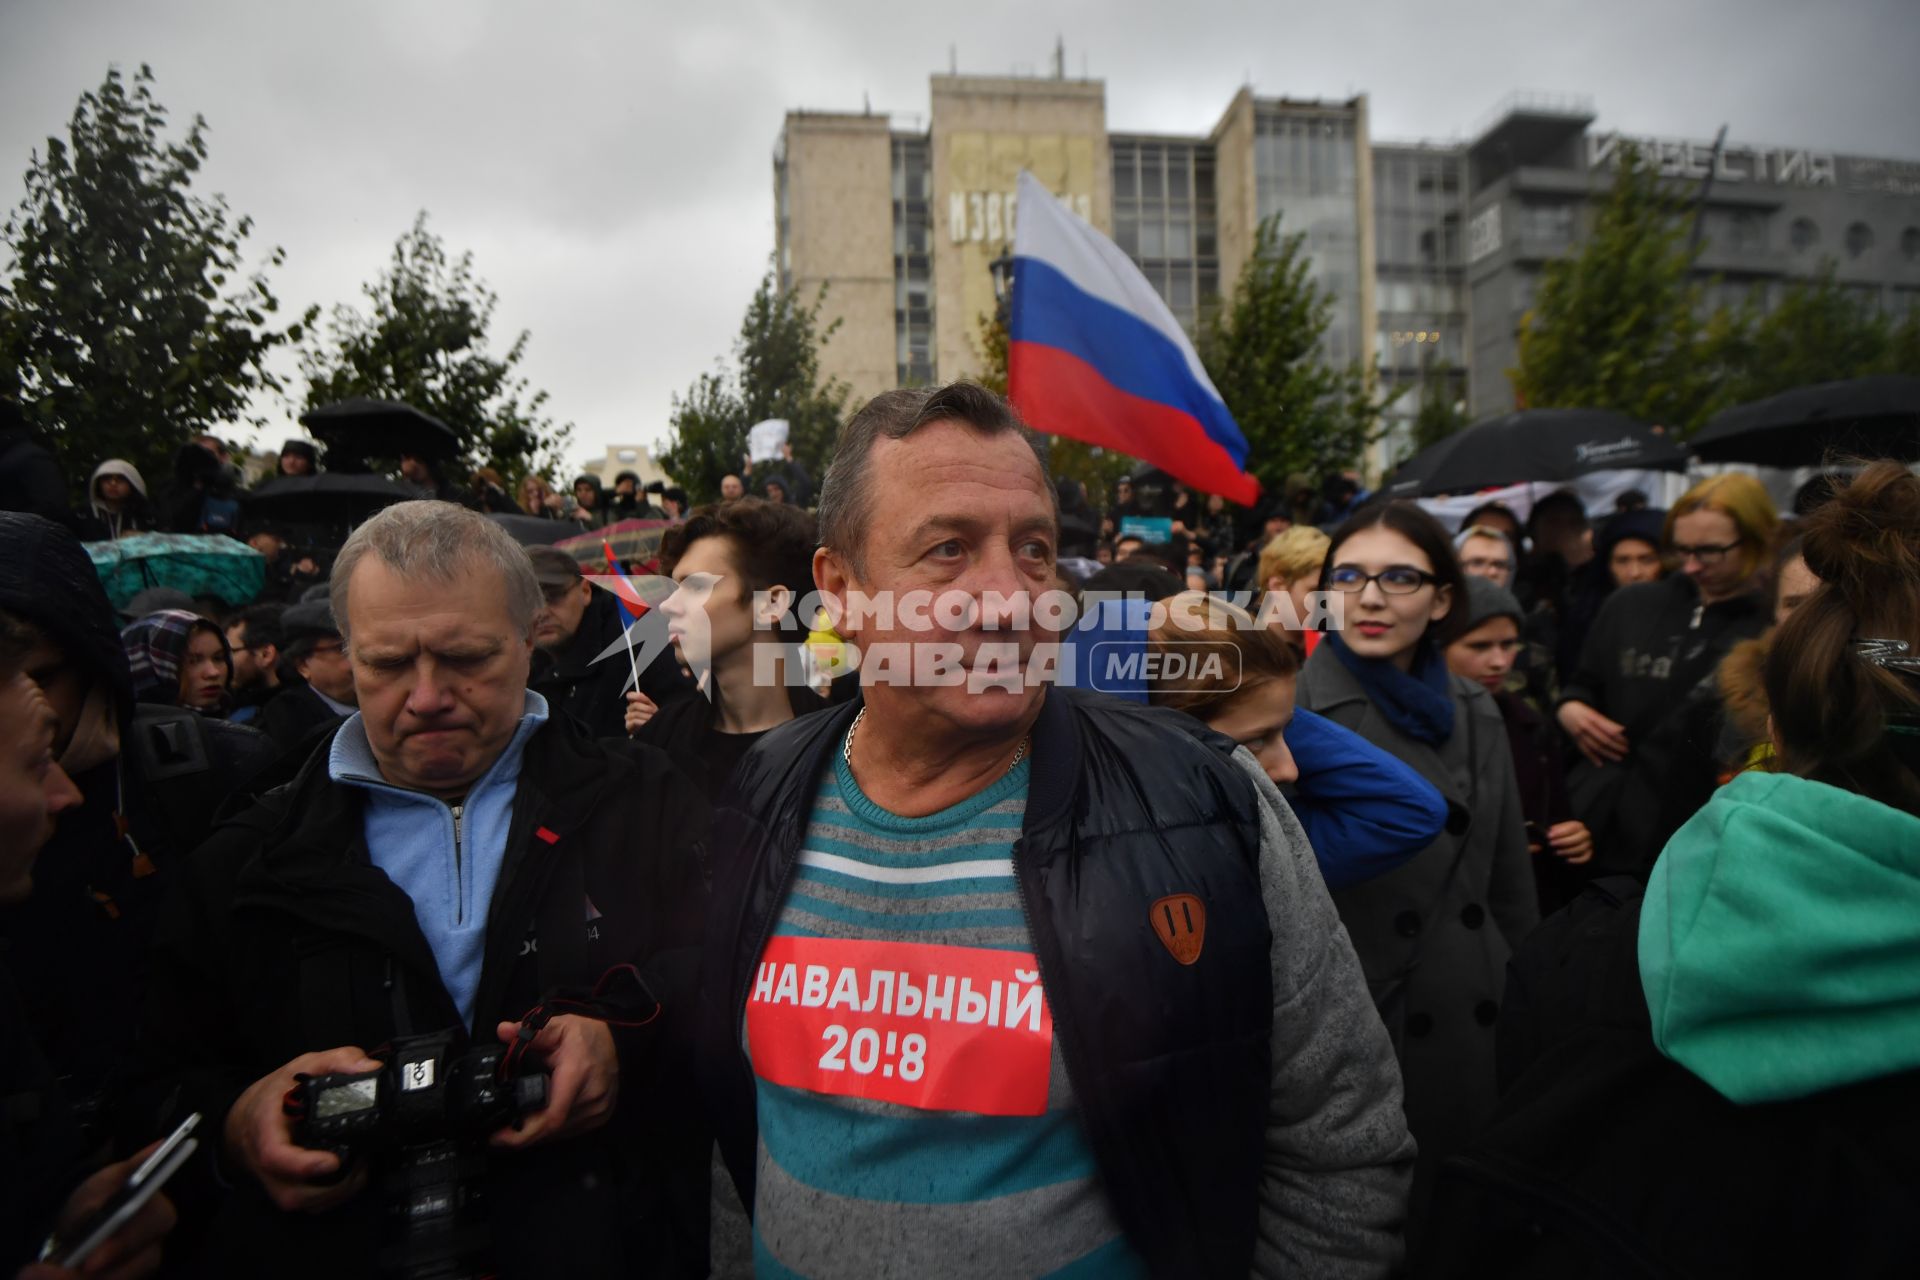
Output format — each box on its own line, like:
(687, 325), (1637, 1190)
(1402, 362), (1471, 463)
(658, 271), (849, 503)
(1, 65), (309, 485)
(1509, 146), (1920, 433)
(1510, 145), (1727, 432)
(301, 212), (571, 481)
(1725, 269), (1919, 401)
(1201, 215), (1388, 490)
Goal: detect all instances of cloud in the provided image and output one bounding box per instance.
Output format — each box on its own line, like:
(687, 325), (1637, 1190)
(3, 0), (1915, 470)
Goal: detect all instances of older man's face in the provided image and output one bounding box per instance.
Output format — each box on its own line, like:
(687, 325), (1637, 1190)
(822, 420), (1057, 736)
(345, 557), (533, 797)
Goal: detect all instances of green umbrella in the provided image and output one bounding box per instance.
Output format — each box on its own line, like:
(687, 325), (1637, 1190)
(85, 532), (266, 610)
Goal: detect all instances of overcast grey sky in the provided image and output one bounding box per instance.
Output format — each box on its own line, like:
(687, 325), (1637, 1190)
(4, 0), (1917, 473)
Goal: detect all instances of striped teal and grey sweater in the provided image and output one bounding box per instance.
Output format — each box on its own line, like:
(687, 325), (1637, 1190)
(745, 752), (1148, 1279)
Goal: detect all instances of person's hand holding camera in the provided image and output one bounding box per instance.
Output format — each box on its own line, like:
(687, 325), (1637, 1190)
(224, 1046), (382, 1212)
(487, 1015), (618, 1150)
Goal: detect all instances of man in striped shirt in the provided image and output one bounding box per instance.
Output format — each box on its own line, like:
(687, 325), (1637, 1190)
(705, 384), (1414, 1277)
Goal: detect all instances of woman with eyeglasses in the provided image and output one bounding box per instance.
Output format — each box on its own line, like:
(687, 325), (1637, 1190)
(1297, 500), (1536, 1239)
(1556, 474), (1777, 878)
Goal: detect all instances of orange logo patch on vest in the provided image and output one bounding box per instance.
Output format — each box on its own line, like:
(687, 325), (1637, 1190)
(1150, 894), (1207, 965)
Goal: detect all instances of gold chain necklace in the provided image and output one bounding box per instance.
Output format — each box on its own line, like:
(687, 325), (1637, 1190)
(842, 707), (1029, 776)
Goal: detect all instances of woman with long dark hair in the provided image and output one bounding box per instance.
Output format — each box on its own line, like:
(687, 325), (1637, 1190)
(1296, 500), (1535, 1237)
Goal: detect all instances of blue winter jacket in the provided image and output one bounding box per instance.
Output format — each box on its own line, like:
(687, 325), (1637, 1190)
(1284, 707), (1449, 890)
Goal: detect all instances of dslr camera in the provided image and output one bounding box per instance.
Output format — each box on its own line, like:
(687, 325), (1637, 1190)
(289, 1030), (549, 1280)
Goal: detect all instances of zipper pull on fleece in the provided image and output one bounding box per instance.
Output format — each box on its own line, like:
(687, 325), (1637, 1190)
(1690, 604), (1704, 631)
(451, 803), (465, 925)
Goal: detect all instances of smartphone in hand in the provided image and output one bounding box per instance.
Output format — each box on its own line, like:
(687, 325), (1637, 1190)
(40, 1112), (200, 1269)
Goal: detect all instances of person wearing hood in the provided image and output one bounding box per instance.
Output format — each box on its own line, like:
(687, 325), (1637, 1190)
(569, 472), (609, 530)
(0, 514), (275, 1155)
(160, 438), (241, 534)
(79, 459), (152, 541)
(122, 609), (233, 715)
(1422, 461), (1920, 1277)
(277, 439), (319, 477)
(0, 396), (76, 529)
(1553, 505), (1668, 683)
(1444, 578), (1594, 916)
(607, 470), (643, 520)
(1557, 475), (1776, 877)
(399, 451), (466, 505)
(0, 617), (181, 1278)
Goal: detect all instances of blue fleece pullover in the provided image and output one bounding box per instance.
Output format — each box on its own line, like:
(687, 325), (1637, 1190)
(328, 691), (549, 1028)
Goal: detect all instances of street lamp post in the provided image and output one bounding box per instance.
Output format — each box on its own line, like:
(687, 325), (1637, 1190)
(988, 248), (1014, 328)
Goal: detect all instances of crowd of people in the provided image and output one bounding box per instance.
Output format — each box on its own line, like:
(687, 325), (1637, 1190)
(1, 380), (1917, 1278)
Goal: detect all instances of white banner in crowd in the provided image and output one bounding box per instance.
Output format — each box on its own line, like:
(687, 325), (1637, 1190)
(1415, 469), (1693, 533)
(748, 419), (790, 462)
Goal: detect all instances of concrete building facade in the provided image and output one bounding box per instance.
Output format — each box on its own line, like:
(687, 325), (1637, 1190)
(1463, 97), (1920, 418)
(775, 75), (1920, 482)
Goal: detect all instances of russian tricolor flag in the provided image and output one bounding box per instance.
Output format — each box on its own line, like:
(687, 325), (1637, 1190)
(1009, 171), (1259, 505)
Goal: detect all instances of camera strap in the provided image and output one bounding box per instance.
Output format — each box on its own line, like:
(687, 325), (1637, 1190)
(497, 966), (662, 1082)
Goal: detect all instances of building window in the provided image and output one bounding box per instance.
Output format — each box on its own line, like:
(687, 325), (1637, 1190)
(1253, 105), (1364, 366)
(1517, 202), (1575, 248)
(1789, 217), (1820, 252)
(1111, 137), (1219, 336)
(1903, 227), (1920, 262)
(1727, 211), (1766, 254)
(890, 136), (934, 386)
(1845, 222), (1875, 259)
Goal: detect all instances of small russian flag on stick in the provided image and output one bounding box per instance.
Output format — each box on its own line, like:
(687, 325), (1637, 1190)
(603, 540), (645, 691)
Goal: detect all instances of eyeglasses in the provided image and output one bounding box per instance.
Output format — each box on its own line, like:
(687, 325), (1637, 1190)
(1670, 541), (1740, 567)
(1326, 566), (1439, 595)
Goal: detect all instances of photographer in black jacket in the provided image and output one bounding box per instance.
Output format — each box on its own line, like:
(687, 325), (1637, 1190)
(134, 501), (710, 1278)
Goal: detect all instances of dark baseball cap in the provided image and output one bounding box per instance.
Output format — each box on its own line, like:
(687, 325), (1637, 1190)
(526, 546), (583, 592)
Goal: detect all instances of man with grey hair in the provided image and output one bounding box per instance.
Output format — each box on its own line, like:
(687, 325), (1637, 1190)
(136, 501), (713, 1278)
(703, 384), (1416, 1276)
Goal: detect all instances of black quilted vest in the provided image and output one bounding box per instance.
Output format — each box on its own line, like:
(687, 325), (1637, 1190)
(704, 687), (1273, 1276)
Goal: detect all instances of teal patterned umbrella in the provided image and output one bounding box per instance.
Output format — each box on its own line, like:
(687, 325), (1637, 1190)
(85, 532), (266, 610)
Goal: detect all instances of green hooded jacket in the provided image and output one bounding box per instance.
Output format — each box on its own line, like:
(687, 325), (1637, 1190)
(1640, 769), (1920, 1104)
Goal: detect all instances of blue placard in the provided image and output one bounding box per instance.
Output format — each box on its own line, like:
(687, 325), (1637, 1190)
(1118, 516), (1174, 544)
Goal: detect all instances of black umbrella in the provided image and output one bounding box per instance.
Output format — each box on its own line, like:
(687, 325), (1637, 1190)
(488, 513), (577, 547)
(1689, 375), (1920, 467)
(300, 398), (461, 465)
(1383, 409), (1689, 498)
(243, 473), (418, 552)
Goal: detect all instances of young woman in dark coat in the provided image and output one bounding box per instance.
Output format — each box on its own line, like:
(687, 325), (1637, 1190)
(1296, 500), (1537, 1243)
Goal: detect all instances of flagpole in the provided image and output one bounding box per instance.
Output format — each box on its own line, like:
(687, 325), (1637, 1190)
(605, 539), (644, 694)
